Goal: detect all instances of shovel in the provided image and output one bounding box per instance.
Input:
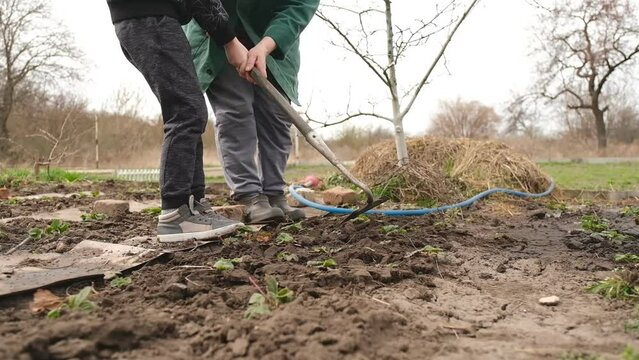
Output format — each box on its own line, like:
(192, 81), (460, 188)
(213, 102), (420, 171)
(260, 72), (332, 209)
(250, 69), (387, 221)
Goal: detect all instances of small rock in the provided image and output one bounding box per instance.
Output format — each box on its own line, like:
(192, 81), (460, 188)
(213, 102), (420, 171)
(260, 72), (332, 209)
(163, 282), (187, 301)
(93, 200), (129, 217)
(323, 186), (358, 206)
(539, 295), (560, 306)
(211, 205), (245, 222)
(231, 338), (249, 356)
(351, 268), (373, 283)
(54, 241), (69, 253)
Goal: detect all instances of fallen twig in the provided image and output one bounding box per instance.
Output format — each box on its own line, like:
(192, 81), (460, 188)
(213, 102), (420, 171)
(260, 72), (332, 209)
(248, 276), (267, 297)
(5, 237), (31, 255)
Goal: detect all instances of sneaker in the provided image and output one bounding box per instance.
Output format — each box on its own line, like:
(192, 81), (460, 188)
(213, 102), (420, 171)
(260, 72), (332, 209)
(157, 196), (244, 243)
(268, 194), (306, 222)
(237, 194), (285, 224)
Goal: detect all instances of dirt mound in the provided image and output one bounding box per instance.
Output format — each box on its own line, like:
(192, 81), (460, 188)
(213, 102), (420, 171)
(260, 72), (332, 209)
(352, 136), (552, 203)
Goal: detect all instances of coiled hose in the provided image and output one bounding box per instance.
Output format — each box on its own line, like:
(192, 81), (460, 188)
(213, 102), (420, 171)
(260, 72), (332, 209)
(288, 181), (556, 217)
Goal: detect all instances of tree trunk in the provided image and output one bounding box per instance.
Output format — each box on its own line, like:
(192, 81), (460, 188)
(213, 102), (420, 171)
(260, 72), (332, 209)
(384, 0), (409, 166)
(593, 108), (607, 151)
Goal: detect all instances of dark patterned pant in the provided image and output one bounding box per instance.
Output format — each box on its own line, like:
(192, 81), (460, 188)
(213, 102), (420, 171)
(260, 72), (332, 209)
(115, 16), (207, 209)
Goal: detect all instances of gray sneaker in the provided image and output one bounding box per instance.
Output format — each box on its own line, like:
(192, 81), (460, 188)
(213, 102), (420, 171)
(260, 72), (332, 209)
(268, 194), (306, 222)
(157, 196), (244, 243)
(238, 194), (285, 224)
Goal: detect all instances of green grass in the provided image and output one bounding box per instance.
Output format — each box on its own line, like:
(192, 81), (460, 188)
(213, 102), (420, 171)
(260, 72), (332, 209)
(539, 162), (639, 191)
(0, 168), (91, 187)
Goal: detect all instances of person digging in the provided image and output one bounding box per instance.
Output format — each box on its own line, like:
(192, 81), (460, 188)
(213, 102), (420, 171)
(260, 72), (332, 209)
(106, 0), (249, 242)
(184, 0), (319, 225)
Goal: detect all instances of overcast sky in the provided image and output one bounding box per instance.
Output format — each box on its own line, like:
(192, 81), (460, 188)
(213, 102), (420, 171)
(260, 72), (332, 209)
(49, 0), (541, 137)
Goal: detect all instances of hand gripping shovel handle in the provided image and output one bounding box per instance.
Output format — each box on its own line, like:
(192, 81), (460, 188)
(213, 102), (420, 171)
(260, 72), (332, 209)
(250, 69), (386, 221)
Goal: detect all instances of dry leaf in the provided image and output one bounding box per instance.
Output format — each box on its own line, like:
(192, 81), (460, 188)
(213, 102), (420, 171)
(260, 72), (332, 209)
(255, 232), (273, 244)
(0, 188), (10, 200)
(30, 289), (63, 313)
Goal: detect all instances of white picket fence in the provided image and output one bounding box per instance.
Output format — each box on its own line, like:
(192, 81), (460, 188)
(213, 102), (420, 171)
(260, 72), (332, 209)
(115, 169), (161, 182)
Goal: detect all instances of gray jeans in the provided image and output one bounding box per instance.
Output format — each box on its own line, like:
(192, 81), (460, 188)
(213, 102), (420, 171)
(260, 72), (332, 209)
(207, 66), (293, 199)
(115, 16), (207, 209)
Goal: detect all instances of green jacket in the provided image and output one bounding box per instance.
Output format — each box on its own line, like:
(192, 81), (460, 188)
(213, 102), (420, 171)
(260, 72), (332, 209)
(184, 0), (319, 105)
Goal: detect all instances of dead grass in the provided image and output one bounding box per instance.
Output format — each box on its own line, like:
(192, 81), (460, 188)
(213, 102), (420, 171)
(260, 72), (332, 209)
(351, 136), (552, 203)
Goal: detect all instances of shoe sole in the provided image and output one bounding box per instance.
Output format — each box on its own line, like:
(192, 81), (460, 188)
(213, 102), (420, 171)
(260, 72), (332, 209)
(157, 223), (244, 243)
(246, 215), (286, 225)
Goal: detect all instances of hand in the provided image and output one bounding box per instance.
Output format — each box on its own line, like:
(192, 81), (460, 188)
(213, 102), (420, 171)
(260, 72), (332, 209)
(241, 37), (277, 83)
(224, 38), (249, 76)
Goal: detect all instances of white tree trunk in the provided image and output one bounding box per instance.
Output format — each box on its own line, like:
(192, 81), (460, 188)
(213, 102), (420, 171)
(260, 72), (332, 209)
(384, 0), (409, 166)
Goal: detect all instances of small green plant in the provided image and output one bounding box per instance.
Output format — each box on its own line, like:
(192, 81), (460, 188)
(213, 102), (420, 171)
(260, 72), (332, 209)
(29, 228), (44, 240)
(588, 274), (639, 300)
(311, 246), (343, 255)
(142, 207), (162, 216)
(621, 206), (639, 217)
(421, 245), (444, 256)
(5, 198), (21, 205)
(622, 345), (639, 360)
(45, 219), (69, 236)
(325, 173), (357, 190)
(415, 199), (438, 208)
(275, 232), (294, 245)
(81, 213), (107, 222)
(581, 214), (609, 232)
(212, 258), (238, 271)
(91, 190), (101, 198)
(307, 258), (337, 268)
(615, 254), (639, 264)
(110, 276), (132, 288)
(547, 201), (568, 212)
(47, 287), (97, 319)
(244, 276), (294, 319)
(601, 230), (630, 243)
(371, 175), (405, 201)
(282, 222), (303, 232)
(276, 252), (299, 262)
(237, 225), (256, 234)
(351, 214), (370, 224)
(380, 224), (407, 235)
(39, 169), (87, 183)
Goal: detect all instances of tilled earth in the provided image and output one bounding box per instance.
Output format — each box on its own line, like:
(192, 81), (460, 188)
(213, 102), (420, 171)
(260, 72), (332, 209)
(0, 181), (639, 359)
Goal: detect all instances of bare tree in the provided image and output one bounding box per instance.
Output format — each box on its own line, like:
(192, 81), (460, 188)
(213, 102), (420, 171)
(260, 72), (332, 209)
(430, 98), (501, 139)
(0, 0), (81, 155)
(503, 94), (542, 139)
(317, 0), (480, 166)
(535, 0), (639, 151)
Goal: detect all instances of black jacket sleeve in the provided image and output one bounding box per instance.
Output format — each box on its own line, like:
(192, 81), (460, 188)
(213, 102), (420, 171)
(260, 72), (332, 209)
(184, 0), (236, 46)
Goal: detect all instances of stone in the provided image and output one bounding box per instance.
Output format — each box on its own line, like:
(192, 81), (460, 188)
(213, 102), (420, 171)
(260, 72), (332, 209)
(286, 188), (318, 208)
(231, 338), (249, 356)
(351, 268), (373, 283)
(323, 186), (358, 206)
(54, 241), (69, 253)
(211, 205), (245, 222)
(93, 200), (129, 217)
(538, 295), (560, 306)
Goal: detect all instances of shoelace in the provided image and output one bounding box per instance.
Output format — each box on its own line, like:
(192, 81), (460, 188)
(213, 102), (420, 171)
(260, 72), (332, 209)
(191, 196), (233, 222)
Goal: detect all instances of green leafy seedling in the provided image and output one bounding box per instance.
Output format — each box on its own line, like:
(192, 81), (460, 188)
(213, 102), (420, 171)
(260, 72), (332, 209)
(45, 219), (69, 236)
(237, 225), (256, 234)
(547, 201), (568, 212)
(81, 213), (107, 222)
(29, 228), (43, 240)
(282, 222), (303, 232)
(275, 232), (294, 245)
(213, 259), (235, 271)
(244, 276), (294, 319)
(380, 225), (406, 235)
(47, 286), (97, 319)
(307, 258), (337, 268)
(351, 214), (370, 224)
(601, 230), (630, 243)
(91, 190), (101, 198)
(277, 252), (299, 262)
(621, 206), (639, 217)
(615, 254), (639, 264)
(142, 207), (162, 217)
(422, 245), (444, 256)
(581, 214), (609, 233)
(110, 276), (132, 288)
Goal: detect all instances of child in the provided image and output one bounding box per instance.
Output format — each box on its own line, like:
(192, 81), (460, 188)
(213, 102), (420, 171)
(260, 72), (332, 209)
(107, 0), (248, 242)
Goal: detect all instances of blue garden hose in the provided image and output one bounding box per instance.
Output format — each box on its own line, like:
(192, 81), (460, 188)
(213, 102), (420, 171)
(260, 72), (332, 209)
(288, 181), (556, 217)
